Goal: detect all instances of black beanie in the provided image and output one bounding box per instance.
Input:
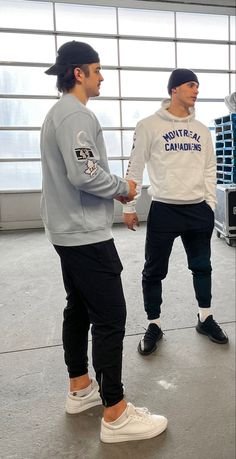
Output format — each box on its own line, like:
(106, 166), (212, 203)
(167, 68), (199, 95)
(45, 41), (99, 75)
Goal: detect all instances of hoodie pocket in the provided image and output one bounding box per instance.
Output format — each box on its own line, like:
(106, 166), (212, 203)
(160, 167), (204, 201)
(80, 192), (114, 230)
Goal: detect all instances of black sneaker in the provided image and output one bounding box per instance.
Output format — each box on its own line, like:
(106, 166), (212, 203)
(196, 314), (228, 344)
(138, 323), (163, 356)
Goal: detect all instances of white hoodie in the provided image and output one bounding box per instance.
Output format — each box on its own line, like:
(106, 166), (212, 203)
(124, 99), (216, 212)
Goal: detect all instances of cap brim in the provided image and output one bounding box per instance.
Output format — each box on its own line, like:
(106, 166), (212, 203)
(45, 64), (67, 75)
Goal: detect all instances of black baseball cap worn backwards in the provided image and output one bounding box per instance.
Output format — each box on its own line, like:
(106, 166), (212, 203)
(167, 68), (199, 95)
(45, 41), (100, 75)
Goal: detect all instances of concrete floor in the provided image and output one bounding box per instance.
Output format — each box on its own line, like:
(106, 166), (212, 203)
(0, 223), (235, 459)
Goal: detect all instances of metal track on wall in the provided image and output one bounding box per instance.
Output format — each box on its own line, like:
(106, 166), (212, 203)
(137, 0), (236, 8)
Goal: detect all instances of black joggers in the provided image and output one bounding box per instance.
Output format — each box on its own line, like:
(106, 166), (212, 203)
(54, 239), (126, 407)
(142, 201), (215, 320)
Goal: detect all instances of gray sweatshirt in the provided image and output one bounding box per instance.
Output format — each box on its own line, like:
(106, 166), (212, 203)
(40, 93), (129, 246)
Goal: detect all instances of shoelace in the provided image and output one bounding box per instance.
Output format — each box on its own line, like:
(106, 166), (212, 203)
(143, 326), (161, 342)
(133, 407), (150, 417)
(206, 317), (222, 332)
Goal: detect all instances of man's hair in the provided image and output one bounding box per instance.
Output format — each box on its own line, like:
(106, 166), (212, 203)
(56, 64), (90, 93)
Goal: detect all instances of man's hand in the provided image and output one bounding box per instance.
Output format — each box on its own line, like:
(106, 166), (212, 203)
(126, 179), (137, 201)
(123, 212), (139, 231)
(115, 180), (137, 204)
(115, 195), (129, 204)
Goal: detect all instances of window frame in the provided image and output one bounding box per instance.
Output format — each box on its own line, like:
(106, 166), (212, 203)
(0, 0), (235, 191)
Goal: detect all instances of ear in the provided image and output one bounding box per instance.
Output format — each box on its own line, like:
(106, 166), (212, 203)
(74, 67), (84, 83)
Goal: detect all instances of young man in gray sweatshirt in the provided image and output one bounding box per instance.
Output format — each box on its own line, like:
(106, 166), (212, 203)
(41, 40), (167, 443)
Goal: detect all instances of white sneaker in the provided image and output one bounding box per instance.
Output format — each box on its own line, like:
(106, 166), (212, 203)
(66, 377), (102, 414)
(100, 402), (168, 443)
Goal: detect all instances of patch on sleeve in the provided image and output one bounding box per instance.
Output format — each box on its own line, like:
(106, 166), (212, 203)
(84, 159), (98, 177)
(75, 147), (94, 161)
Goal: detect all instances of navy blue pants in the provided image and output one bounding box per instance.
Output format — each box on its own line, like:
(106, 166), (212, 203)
(54, 239), (126, 407)
(142, 201), (215, 320)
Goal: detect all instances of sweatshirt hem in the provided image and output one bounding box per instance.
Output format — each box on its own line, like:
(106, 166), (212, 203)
(152, 197), (204, 205)
(45, 227), (113, 247)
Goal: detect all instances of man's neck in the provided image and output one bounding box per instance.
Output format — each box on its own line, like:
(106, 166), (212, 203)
(67, 86), (88, 106)
(167, 101), (190, 118)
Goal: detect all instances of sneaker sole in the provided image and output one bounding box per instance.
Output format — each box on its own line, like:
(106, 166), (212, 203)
(137, 342), (157, 356)
(137, 332), (163, 356)
(196, 327), (229, 344)
(66, 399), (102, 414)
(100, 418), (168, 443)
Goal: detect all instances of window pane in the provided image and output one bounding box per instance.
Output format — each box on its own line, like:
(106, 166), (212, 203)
(123, 159), (150, 186)
(120, 40), (175, 68)
(0, 131), (40, 158)
(118, 8), (174, 37)
(100, 70), (119, 98)
(108, 160), (122, 177)
(177, 43), (228, 70)
(57, 36), (118, 66)
(230, 74), (236, 93)
(121, 70), (170, 98)
(0, 66), (58, 96)
(122, 101), (160, 127)
(176, 12), (228, 40)
(55, 3), (116, 34)
(0, 99), (55, 127)
(195, 101), (228, 127)
(88, 100), (120, 127)
(230, 45), (236, 71)
(0, 33), (55, 63)
(124, 159), (129, 173)
(0, 0), (53, 30)
(230, 16), (236, 41)
(197, 73), (229, 99)
(122, 131), (134, 156)
(0, 162), (42, 191)
(103, 131), (122, 157)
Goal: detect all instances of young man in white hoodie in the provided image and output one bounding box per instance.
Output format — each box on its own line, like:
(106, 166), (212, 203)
(41, 41), (168, 442)
(123, 68), (228, 356)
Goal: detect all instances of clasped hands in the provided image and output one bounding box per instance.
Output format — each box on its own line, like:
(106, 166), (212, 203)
(115, 179), (137, 204)
(115, 180), (139, 231)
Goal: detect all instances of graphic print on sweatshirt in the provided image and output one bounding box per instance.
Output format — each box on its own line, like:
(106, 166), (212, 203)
(162, 128), (201, 152)
(84, 159), (98, 176)
(75, 147), (95, 160)
(74, 147), (98, 177)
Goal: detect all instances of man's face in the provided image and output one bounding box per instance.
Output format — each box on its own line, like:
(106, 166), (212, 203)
(83, 63), (104, 98)
(174, 81), (199, 107)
